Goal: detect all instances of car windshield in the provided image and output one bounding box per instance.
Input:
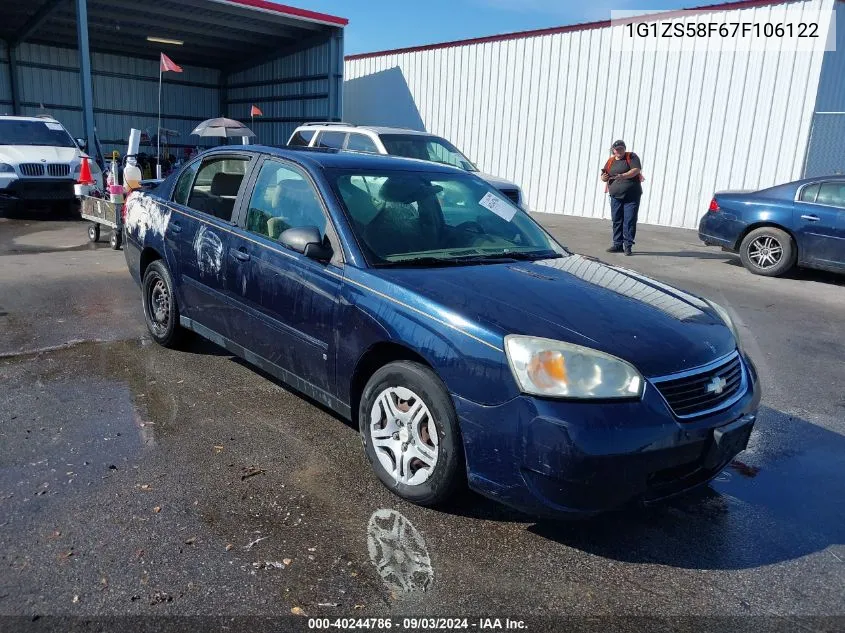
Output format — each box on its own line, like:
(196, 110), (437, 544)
(0, 120), (76, 148)
(332, 169), (566, 267)
(379, 134), (478, 172)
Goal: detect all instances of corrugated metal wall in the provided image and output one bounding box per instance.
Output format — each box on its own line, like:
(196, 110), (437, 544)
(226, 30), (344, 146)
(0, 43), (221, 158)
(805, 2), (845, 176)
(345, 0), (836, 229)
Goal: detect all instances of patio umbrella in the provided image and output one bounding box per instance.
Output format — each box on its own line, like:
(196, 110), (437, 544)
(191, 117), (256, 138)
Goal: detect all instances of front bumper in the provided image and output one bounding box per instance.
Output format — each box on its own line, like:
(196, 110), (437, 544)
(0, 177), (76, 202)
(454, 353), (760, 518)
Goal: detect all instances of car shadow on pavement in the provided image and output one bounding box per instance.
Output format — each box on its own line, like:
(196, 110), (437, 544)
(524, 405), (845, 570)
(631, 250), (734, 260)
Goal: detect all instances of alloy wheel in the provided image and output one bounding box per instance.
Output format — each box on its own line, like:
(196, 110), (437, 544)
(748, 235), (783, 269)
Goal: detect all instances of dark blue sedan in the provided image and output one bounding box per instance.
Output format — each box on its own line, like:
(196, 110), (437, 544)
(699, 176), (845, 276)
(123, 146), (760, 518)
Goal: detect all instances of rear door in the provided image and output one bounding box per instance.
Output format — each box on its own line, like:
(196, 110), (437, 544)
(169, 152), (253, 338)
(793, 181), (845, 268)
(225, 157), (344, 394)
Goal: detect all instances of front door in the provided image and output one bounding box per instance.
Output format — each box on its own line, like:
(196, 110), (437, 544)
(171, 153), (252, 337)
(226, 158), (343, 394)
(793, 181), (845, 268)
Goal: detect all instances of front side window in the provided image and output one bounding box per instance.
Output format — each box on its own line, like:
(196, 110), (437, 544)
(244, 160), (327, 243)
(815, 182), (845, 209)
(379, 134), (477, 172)
(316, 131), (347, 149)
(173, 160), (200, 205)
(346, 133), (379, 153)
(186, 156), (249, 222)
(332, 170), (564, 267)
(0, 120), (76, 148)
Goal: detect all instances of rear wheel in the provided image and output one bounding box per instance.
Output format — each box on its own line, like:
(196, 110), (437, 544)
(739, 227), (796, 277)
(141, 260), (183, 348)
(359, 361), (464, 507)
(88, 223), (100, 242)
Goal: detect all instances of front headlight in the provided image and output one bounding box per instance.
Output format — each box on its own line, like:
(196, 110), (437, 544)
(504, 335), (644, 399)
(0, 163), (15, 173)
(706, 300), (741, 346)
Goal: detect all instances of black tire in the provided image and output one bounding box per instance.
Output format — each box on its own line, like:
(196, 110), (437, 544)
(88, 223), (100, 242)
(141, 259), (183, 348)
(359, 361), (464, 507)
(109, 231), (122, 250)
(739, 227), (796, 277)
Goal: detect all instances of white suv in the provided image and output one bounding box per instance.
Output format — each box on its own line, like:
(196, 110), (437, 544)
(288, 123), (525, 207)
(0, 115), (103, 212)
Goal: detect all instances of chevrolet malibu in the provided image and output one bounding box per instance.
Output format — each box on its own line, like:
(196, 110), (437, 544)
(123, 146), (760, 517)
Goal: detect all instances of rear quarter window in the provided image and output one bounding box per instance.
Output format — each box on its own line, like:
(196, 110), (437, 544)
(288, 129), (315, 147)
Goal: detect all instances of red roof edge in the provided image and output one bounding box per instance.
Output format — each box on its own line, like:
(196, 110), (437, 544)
(344, 0), (802, 60)
(219, 0), (348, 27)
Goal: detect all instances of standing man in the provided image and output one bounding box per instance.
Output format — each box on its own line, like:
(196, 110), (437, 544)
(601, 140), (642, 256)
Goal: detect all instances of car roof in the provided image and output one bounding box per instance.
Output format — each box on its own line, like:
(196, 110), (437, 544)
(298, 123), (436, 137)
(0, 115), (61, 123)
(203, 145), (464, 174)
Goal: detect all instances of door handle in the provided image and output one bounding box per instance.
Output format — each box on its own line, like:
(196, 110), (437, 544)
(171, 221), (182, 233)
(232, 248), (250, 262)
(801, 214), (820, 222)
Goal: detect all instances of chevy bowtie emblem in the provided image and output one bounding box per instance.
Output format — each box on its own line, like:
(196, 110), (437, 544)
(706, 375), (728, 395)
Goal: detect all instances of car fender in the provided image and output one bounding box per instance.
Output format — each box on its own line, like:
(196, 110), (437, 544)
(335, 274), (517, 407)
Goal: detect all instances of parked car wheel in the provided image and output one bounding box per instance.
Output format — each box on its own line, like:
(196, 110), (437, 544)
(739, 227), (796, 277)
(359, 361), (464, 507)
(87, 223), (100, 242)
(142, 260), (183, 348)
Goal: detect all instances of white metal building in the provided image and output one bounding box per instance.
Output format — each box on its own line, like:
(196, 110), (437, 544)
(344, 0), (844, 230)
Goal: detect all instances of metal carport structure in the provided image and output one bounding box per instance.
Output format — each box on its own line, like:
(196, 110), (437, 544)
(0, 0), (347, 163)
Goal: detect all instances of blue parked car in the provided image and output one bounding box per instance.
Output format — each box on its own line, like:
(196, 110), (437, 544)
(124, 146), (760, 518)
(699, 176), (845, 277)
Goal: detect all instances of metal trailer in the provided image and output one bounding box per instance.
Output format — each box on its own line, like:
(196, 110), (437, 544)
(80, 195), (123, 250)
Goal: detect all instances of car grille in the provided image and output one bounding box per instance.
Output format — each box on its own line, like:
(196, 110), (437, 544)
(651, 352), (745, 419)
(47, 163), (70, 177)
(19, 163), (45, 177)
(499, 188), (520, 205)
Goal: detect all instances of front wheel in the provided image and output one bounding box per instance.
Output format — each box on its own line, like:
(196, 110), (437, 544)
(739, 227), (796, 277)
(87, 223), (100, 242)
(359, 361), (464, 507)
(141, 260), (183, 348)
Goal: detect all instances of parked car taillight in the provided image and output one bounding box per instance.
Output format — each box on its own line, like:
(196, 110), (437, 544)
(708, 198), (720, 212)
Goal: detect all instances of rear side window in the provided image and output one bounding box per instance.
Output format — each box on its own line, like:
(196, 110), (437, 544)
(186, 156), (249, 222)
(799, 183), (820, 203)
(288, 129), (315, 147)
(816, 182), (845, 209)
(346, 133), (378, 153)
(173, 160), (200, 205)
(316, 131), (347, 149)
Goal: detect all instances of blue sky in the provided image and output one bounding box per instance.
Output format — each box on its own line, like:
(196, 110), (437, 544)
(303, 0), (708, 55)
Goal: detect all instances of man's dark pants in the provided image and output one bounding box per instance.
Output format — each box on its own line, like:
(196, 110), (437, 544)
(610, 194), (641, 248)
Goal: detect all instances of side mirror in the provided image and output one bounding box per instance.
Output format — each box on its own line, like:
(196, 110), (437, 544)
(76, 138), (87, 150)
(279, 226), (332, 261)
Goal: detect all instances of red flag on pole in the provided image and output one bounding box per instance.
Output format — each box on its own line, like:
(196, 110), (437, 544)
(160, 53), (183, 73)
(250, 105), (263, 117)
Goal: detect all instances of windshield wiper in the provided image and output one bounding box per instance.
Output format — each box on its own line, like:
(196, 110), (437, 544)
(375, 256), (475, 268)
(463, 250), (563, 262)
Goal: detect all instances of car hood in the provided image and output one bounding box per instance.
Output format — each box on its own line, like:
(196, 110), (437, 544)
(371, 254), (736, 377)
(476, 171), (519, 191)
(0, 145), (80, 165)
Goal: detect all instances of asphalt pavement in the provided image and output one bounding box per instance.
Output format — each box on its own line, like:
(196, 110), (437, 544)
(1, 211), (843, 628)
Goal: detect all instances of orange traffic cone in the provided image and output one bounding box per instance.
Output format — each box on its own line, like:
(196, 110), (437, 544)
(78, 157), (95, 185)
